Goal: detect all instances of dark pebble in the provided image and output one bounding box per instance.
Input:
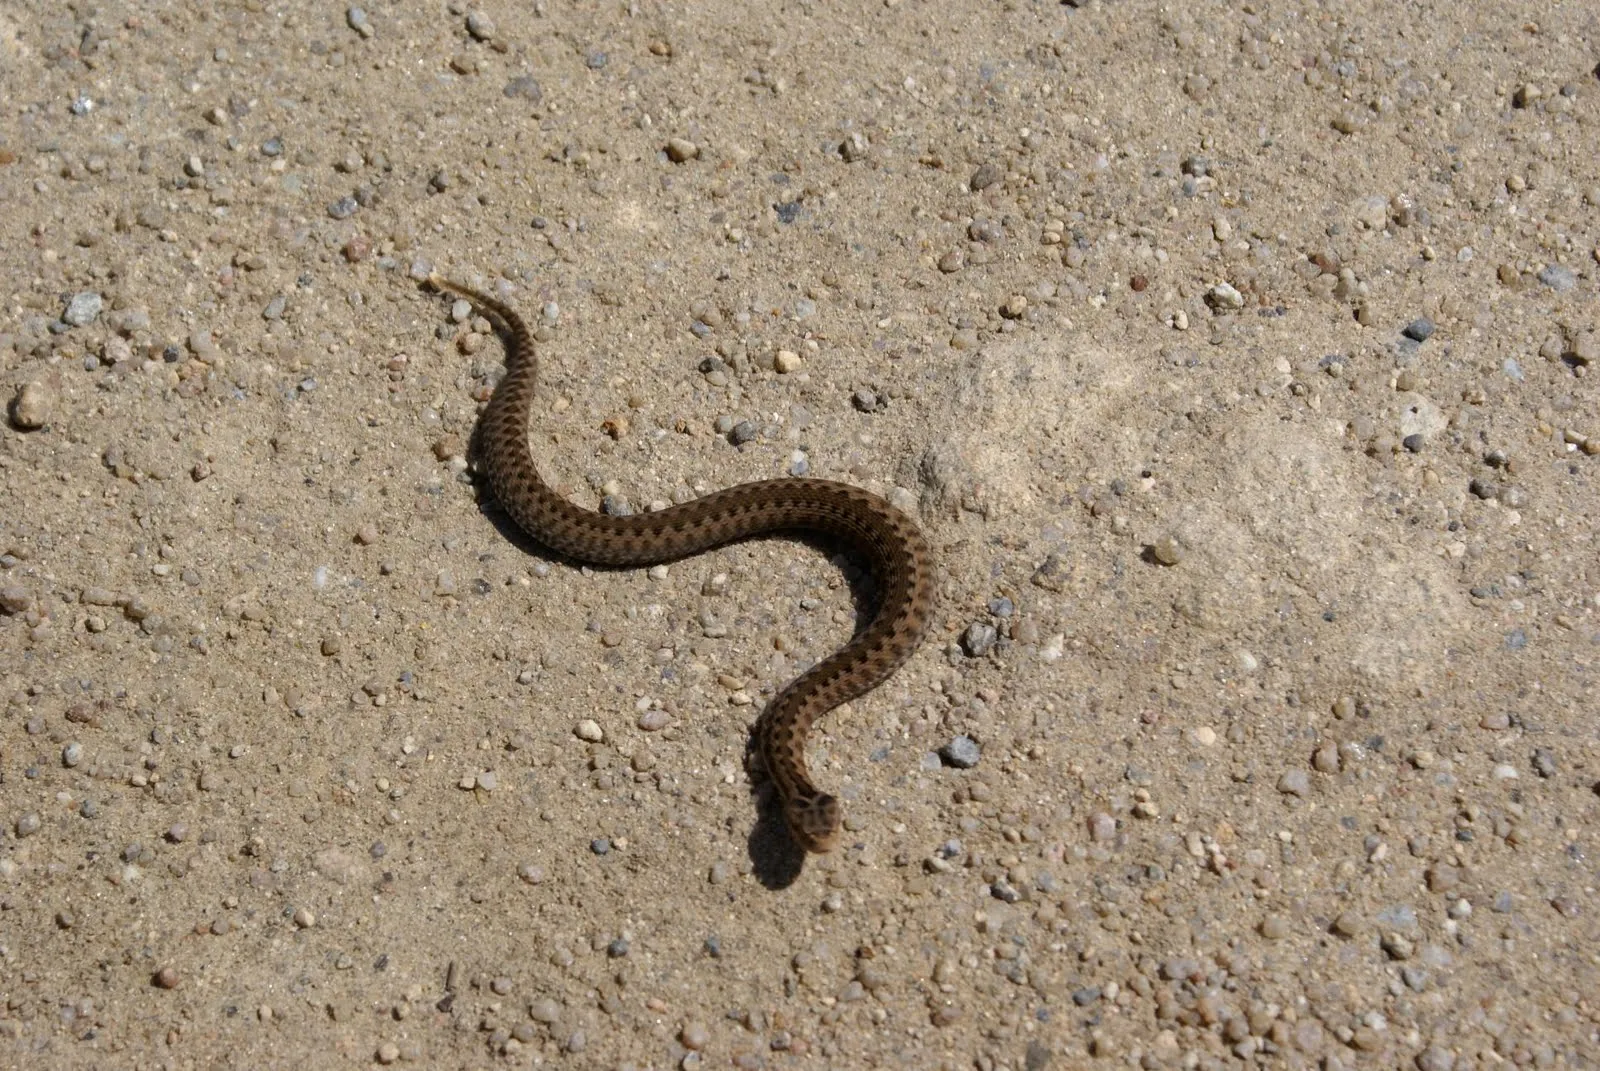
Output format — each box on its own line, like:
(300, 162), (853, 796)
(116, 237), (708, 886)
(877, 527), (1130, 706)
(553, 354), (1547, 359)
(969, 162), (1003, 191)
(1402, 318), (1435, 342)
(961, 622), (998, 656)
(1532, 748), (1557, 778)
(1402, 433), (1424, 453)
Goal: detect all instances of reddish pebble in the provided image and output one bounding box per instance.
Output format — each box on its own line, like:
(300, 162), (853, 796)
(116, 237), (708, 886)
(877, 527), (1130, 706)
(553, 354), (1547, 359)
(154, 966), (180, 989)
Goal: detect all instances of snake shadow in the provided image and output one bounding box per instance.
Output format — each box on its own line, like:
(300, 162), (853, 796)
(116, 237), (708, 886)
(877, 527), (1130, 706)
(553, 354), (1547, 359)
(465, 427), (877, 890)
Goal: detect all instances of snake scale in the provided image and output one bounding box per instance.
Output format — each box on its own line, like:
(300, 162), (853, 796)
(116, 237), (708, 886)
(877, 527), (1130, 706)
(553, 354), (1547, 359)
(426, 274), (934, 852)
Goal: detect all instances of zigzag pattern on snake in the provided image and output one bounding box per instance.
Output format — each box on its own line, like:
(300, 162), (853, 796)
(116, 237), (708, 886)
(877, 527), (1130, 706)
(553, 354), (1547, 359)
(425, 274), (934, 852)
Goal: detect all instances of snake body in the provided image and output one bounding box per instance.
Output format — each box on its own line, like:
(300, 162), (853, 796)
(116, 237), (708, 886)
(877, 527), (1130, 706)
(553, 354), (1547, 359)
(426, 275), (934, 852)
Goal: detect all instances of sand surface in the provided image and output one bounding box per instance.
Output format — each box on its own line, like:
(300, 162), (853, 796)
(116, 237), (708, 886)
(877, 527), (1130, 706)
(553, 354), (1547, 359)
(2, 1), (1599, 1068)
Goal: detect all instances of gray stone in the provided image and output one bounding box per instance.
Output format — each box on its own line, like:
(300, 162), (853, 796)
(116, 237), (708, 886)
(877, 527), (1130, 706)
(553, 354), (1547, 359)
(940, 735), (981, 769)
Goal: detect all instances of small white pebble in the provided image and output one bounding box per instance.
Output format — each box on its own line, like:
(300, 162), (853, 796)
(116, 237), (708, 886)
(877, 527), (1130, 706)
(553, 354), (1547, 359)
(575, 719), (604, 742)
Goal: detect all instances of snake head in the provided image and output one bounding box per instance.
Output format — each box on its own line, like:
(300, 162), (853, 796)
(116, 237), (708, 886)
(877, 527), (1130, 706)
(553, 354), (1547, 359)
(784, 792), (841, 853)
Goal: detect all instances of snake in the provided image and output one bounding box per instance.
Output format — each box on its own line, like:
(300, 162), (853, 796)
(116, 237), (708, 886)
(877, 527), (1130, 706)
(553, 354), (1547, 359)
(424, 274), (934, 853)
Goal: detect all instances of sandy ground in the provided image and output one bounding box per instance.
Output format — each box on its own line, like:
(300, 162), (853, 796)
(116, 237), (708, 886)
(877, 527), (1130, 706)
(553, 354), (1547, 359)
(2, 0), (1599, 1068)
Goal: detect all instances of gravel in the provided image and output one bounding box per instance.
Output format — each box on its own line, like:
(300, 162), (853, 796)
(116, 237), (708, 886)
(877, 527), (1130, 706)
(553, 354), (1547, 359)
(3, 3), (1596, 1068)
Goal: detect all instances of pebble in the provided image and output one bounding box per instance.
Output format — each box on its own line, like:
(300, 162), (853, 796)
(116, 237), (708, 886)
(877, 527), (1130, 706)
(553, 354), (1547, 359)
(1331, 910), (1366, 938)
(63, 291), (103, 326)
(1532, 748), (1557, 778)
(465, 10), (496, 40)
(375, 1041), (400, 1064)
(940, 735), (981, 769)
(0, 584), (32, 614)
(969, 217), (1005, 242)
(8, 381), (53, 430)
(1207, 282), (1245, 309)
(154, 966), (180, 989)
(1277, 769), (1310, 797)
(969, 162), (1003, 191)
(504, 74), (542, 102)
(575, 719), (604, 742)
(773, 349), (802, 373)
(1088, 812), (1117, 842)
(665, 137), (699, 162)
(1149, 535), (1185, 566)
(1417, 1044), (1456, 1071)
(1402, 317), (1435, 342)
(960, 622), (997, 656)
(1537, 264), (1576, 292)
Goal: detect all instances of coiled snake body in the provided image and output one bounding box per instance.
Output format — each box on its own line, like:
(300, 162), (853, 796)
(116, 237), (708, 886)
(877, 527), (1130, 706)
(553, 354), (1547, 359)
(426, 276), (934, 852)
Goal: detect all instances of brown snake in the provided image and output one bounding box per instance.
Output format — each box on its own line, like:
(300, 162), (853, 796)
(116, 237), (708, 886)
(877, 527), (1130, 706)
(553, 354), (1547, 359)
(426, 275), (934, 852)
